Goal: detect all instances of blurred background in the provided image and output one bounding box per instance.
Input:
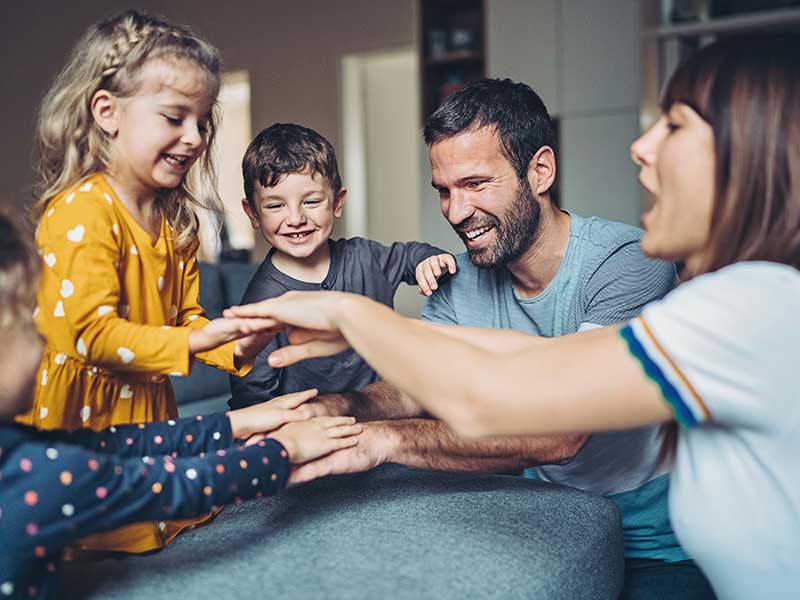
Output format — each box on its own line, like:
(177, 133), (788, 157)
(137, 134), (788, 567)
(2, 0), (798, 315)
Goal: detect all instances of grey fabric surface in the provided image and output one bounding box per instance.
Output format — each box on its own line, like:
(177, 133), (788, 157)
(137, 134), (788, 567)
(61, 464), (624, 599)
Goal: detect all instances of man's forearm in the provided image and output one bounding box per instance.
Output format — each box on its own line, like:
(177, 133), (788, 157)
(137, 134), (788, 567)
(316, 380), (423, 421)
(376, 418), (588, 473)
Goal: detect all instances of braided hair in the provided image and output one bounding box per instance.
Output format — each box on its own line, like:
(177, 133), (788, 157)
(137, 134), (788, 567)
(32, 10), (223, 251)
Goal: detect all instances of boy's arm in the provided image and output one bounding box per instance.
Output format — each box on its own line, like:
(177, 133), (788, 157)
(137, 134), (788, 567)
(0, 434), (289, 561)
(43, 413), (236, 458)
(366, 240), (447, 288)
(229, 267), (285, 408)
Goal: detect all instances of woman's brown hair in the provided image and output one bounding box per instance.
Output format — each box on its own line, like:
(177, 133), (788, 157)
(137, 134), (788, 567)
(661, 33), (800, 277)
(658, 33), (800, 462)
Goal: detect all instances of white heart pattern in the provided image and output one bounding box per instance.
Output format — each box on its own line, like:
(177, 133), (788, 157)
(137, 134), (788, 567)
(169, 305), (178, 320)
(98, 305), (114, 316)
(79, 182), (93, 192)
(47, 208), (55, 218)
(131, 245), (138, 255)
(76, 337), (87, 356)
(60, 279), (74, 298)
(103, 192), (113, 204)
(65, 192), (75, 204)
(54, 352), (67, 365)
(53, 301), (65, 317)
(40, 369), (48, 386)
(116, 347), (135, 364)
(44, 253), (56, 267)
(40, 407), (49, 420)
(32, 306), (39, 319)
(66, 225), (84, 243)
(112, 223), (119, 237)
(120, 384), (133, 399)
(157, 276), (164, 291)
(80, 405), (91, 422)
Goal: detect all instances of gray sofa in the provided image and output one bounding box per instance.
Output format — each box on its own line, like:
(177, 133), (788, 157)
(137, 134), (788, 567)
(171, 261), (257, 417)
(63, 464), (625, 599)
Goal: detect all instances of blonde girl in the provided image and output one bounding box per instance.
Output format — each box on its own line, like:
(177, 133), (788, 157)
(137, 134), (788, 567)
(20, 10), (272, 554)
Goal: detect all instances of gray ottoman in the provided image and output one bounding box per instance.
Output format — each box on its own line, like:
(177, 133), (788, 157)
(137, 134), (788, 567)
(62, 464), (624, 599)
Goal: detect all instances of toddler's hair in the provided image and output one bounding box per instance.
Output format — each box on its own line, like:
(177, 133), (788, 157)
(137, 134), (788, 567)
(0, 214), (39, 332)
(32, 10), (223, 251)
(242, 123), (342, 208)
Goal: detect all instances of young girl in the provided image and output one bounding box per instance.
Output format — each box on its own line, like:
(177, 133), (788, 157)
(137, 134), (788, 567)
(229, 35), (800, 598)
(0, 213), (362, 600)
(18, 10), (272, 554)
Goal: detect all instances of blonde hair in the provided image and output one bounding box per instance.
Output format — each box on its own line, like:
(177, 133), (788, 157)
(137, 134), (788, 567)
(0, 214), (40, 332)
(32, 10), (223, 251)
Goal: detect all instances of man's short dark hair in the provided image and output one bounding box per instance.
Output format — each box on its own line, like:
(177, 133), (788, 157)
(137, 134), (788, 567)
(423, 78), (555, 180)
(242, 123), (342, 207)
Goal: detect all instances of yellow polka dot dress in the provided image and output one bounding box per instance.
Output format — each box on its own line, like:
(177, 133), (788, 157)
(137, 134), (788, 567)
(16, 173), (252, 554)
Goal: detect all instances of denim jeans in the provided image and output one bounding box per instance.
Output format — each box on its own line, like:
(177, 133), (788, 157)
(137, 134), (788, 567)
(621, 558), (716, 600)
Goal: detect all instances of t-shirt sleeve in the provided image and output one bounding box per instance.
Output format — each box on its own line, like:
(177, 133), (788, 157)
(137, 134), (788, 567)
(420, 278), (458, 325)
(582, 241), (677, 327)
(618, 262), (799, 429)
(0, 433), (289, 562)
(364, 239), (445, 288)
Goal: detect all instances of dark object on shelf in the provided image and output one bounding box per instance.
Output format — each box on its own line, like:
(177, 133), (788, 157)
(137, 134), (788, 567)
(419, 0), (486, 122)
(711, 0), (800, 18)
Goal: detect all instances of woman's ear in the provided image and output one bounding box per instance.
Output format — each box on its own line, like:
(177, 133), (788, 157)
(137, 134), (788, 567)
(90, 89), (120, 136)
(527, 146), (556, 196)
(333, 188), (347, 218)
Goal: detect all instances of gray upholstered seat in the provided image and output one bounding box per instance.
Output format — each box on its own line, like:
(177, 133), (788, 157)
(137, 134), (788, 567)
(62, 464), (624, 599)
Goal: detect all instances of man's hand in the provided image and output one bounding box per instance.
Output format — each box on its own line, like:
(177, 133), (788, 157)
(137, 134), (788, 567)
(288, 422), (395, 485)
(416, 253), (457, 296)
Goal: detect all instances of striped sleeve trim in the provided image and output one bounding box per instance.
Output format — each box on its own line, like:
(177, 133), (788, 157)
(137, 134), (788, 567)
(619, 317), (711, 428)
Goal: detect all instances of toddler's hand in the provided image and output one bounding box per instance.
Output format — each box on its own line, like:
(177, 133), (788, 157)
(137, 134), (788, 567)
(416, 253), (457, 296)
(268, 416), (362, 464)
(228, 388), (317, 441)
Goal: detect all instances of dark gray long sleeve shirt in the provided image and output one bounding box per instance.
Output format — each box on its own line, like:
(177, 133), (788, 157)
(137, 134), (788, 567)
(229, 237), (445, 409)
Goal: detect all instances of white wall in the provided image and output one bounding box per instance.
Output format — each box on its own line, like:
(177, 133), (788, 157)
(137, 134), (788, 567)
(487, 0), (642, 226)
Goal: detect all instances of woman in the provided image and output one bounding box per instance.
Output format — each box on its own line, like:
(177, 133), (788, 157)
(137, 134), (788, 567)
(227, 34), (799, 598)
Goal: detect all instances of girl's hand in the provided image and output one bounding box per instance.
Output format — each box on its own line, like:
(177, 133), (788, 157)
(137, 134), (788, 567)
(268, 416), (362, 465)
(188, 316), (280, 355)
(227, 388), (318, 440)
(416, 253), (457, 296)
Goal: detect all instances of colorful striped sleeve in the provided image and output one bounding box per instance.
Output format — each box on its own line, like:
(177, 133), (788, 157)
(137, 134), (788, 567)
(619, 317), (712, 428)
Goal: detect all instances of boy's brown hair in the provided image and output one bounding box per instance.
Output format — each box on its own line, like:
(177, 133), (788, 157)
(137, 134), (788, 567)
(242, 123), (342, 208)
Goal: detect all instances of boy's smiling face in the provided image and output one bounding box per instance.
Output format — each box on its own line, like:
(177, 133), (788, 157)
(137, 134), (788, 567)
(243, 171), (346, 262)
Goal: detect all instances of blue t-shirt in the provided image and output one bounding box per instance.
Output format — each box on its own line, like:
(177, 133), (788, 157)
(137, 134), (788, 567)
(422, 213), (686, 561)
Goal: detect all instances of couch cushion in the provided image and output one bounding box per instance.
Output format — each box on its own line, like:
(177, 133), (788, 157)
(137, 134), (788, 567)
(62, 464), (624, 599)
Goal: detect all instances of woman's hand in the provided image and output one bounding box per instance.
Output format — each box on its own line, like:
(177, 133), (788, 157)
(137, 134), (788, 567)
(227, 388), (317, 441)
(224, 292), (354, 366)
(268, 416), (362, 465)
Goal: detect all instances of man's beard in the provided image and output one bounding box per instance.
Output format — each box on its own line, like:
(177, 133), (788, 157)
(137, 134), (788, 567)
(457, 177), (541, 268)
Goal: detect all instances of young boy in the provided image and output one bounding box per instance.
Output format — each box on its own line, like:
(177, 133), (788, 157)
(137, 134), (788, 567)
(230, 123), (455, 409)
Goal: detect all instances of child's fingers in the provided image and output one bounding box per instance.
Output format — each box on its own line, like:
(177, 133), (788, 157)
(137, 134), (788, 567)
(431, 259), (442, 278)
(415, 265), (431, 296)
(274, 388), (319, 409)
(326, 423), (362, 438)
(442, 254), (457, 274)
(314, 415), (357, 429)
(424, 264), (439, 292)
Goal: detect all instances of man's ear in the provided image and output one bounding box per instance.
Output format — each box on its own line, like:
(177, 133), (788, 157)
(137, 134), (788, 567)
(333, 188), (347, 218)
(241, 199), (261, 229)
(90, 89), (121, 136)
(527, 146), (557, 196)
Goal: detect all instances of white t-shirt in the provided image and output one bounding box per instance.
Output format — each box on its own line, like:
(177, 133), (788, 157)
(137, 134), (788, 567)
(620, 261), (800, 599)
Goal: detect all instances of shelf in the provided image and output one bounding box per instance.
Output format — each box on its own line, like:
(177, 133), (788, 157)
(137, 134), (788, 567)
(424, 50), (483, 66)
(642, 6), (800, 39)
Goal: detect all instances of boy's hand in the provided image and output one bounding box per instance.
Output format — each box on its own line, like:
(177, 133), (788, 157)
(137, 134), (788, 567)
(228, 388), (317, 441)
(268, 416), (362, 464)
(416, 253), (457, 296)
